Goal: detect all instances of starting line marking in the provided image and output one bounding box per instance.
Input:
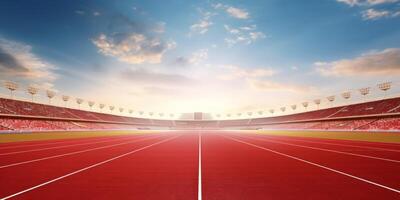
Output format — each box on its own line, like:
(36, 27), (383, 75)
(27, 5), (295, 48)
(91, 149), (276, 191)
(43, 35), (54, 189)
(223, 135), (400, 194)
(0, 135), (179, 200)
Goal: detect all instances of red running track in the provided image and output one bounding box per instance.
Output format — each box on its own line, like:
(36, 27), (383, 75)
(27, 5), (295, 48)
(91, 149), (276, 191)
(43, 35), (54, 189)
(0, 131), (399, 199)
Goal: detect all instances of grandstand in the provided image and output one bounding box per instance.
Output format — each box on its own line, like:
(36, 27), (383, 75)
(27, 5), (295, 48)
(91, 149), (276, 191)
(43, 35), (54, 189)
(1, 93), (399, 132)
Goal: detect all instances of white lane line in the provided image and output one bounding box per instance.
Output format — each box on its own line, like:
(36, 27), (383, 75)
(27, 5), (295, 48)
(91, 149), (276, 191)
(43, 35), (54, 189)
(254, 135), (400, 153)
(0, 135), (134, 150)
(0, 135), (149, 156)
(222, 135), (400, 194)
(0, 135), (180, 200)
(237, 135), (400, 163)
(0, 135), (162, 169)
(198, 131), (202, 200)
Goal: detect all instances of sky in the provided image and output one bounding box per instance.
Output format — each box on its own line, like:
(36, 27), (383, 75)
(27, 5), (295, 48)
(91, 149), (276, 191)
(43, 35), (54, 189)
(0, 0), (400, 117)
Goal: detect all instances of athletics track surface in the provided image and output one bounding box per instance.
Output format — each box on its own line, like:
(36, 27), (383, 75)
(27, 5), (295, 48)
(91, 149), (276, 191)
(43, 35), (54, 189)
(0, 131), (399, 199)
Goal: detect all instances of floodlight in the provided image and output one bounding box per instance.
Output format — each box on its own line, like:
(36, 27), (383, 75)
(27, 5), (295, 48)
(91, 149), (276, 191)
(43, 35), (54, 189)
(62, 95), (70, 102)
(99, 103), (105, 109)
(377, 82), (392, 91)
(4, 81), (18, 98)
(341, 92), (351, 99)
(27, 86), (39, 102)
(359, 87), (370, 96)
(88, 101), (95, 109)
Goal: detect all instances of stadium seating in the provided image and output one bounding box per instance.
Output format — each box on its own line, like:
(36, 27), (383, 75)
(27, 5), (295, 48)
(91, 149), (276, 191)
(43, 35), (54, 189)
(0, 96), (399, 132)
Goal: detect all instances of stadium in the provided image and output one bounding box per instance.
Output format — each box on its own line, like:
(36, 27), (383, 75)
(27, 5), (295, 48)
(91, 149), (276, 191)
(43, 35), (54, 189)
(1, 1), (400, 200)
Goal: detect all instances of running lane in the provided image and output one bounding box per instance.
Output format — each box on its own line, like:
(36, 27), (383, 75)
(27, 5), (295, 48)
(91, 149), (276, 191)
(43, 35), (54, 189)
(5, 133), (199, 200)
(235, 133), (400, 160)
(0, 133), (172, 198)
(230, 133), (400, 189)
(251, 133), (400, 150)
(202, 132), (400, 200)
(0, 134), (149, 153)
(0, 134), (156, 166)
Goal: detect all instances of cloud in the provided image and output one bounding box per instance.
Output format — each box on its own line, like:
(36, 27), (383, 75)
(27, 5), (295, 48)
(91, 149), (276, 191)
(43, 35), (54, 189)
(75, 10), (85, 15)
(189, 49), (208, 65)
(120, 68), (195, 85)
(337, 0), (399, 20)
(224, 25), (265, 46)
(92, 33), (175, 64)
(362, 8), (391, 20)
(337, 0), (398, 6)
(213, 3), (250, 19)
(93, 11), (101, 16)
(248, 79), (311, 93)
(315, 48), (400, 76)
(92, 14), (175, 64)
(0, 38), (57, 82)
(174, 49), (208, 66)
(190, 20), (213, 34)
(190, 10), (216, 35)
(226, 6), (249, 19)
(217, 65), (276, 80)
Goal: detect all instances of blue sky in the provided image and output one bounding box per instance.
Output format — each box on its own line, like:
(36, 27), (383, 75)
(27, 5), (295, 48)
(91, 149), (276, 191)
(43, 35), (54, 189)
(0, 0), (400, 115)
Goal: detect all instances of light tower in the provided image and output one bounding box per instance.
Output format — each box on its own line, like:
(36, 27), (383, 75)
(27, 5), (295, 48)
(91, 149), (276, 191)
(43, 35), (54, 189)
(88, 101), (95, 110)
(27, 86), (38, 102)
(62, 95), (70, 106)
(377, 82), (392, 98)
(341, 92), (351, 100)
(4, 81), (18, 99)
(99, 103), (105, 111)
(46, 90), (56, 104)
(109, 106), (115, 112)
(314, 99), (321, 109)
(327, 96), (335, 107)
(302, 102), (309, 110)
(269, 109), (274, 115)
(359, 87), (370, 102)
(76, 98), (84, 109)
